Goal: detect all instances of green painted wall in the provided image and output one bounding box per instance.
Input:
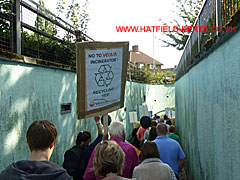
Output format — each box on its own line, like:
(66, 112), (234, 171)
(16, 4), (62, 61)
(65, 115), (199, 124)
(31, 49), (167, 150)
(175, 31), (240, 180)
(0, 58), (97, 171)
(0, 58), (175, 171)
(111, 81), (175, 138)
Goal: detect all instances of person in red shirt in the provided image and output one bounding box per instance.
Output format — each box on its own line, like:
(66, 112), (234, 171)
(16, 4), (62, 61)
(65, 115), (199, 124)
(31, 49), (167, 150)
(136, 126), (146, 142)
(137, 116), (152, 143)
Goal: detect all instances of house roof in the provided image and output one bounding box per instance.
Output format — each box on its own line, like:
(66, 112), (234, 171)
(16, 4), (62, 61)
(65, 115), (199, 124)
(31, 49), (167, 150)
(129, 50), (163, 65)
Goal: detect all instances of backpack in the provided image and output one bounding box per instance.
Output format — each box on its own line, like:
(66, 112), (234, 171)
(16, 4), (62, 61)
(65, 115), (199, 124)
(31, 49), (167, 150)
(63, 146), (85, 179)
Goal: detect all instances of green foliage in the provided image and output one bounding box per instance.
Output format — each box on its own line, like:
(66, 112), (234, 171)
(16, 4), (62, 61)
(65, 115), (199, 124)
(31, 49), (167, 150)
(159, 0), (203, 50)
(0, 18), (10, 37)
(127, 62), (146, 82)
(0, 0), (13, 41)
(0, 0), (13, 14)
(127, 62), (176, 84)
(36, 0), (57, 36)
(57, 0), (89, 33)
(0, 0), (89, 67)
(22, 31), (76, 65)
(14, 0), (77, 65)
(0, 49), (24, 60)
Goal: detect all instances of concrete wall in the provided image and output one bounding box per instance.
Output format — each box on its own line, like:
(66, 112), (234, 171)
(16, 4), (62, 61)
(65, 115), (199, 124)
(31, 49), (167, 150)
(0, 58), (175, 171)
(0, 58), (97, 171)
(113, 81), (175, 137)
(175, 31), (240, 180)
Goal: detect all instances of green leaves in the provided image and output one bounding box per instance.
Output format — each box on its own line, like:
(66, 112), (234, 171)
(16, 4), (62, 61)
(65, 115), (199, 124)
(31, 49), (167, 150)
(57, 0), (89, 33)
(159, 0), (203, 50)
(127, 62), (176, 84)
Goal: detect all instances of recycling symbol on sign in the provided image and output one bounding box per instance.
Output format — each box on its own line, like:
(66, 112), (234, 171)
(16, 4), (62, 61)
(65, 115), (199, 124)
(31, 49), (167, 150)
(95, 64), (114, 87)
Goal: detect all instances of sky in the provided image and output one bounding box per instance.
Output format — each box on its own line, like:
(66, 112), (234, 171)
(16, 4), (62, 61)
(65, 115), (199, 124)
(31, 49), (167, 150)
(43, 0), (183, 68)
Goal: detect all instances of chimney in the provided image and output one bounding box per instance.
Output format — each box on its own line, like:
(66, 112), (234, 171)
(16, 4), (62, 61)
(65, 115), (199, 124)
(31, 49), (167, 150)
(132, 45), (139, 52)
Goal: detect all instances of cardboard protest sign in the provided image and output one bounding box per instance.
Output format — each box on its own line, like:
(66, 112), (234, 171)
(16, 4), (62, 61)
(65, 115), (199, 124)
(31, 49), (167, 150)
(76, 41), (129, 119)
(129, 111), (138, 123)
(139, 105), (149, 118)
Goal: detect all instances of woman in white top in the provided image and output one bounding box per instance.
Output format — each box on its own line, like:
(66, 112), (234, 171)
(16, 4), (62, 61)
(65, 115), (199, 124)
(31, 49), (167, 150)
(132, 141), (176, 180)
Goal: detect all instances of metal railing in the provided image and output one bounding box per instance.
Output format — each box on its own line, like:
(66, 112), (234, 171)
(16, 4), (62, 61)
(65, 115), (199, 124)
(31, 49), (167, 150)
(0, 0), (93, 67)
(176, 0), (240, 79)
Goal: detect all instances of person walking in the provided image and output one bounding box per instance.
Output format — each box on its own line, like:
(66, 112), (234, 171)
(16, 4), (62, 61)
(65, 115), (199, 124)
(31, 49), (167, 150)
(153, 123), (185, 178)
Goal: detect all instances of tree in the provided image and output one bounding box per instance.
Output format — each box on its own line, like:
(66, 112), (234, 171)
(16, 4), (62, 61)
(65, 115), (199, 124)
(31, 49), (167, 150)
(36, 0), (56, 36)
(0, 0), (13, 48)
(56, 0), (89, 33)
(127, 62), (176, 84)
(159, 0), (203, 50)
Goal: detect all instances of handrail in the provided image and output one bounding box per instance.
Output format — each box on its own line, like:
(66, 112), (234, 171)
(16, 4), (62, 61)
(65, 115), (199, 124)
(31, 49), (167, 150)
(176, 0), (240, 80)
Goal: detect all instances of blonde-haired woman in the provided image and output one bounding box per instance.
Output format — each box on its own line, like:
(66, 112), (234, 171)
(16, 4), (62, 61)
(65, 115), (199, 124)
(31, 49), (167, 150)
(93, 140), (130, 180)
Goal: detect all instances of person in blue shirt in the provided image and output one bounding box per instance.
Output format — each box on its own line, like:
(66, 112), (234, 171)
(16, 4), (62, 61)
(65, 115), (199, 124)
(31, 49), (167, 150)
(153, 123), (185, 178)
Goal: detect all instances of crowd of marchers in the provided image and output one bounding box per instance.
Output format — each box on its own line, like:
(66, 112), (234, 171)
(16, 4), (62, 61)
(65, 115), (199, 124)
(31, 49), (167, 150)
(0, 115), (185, 180)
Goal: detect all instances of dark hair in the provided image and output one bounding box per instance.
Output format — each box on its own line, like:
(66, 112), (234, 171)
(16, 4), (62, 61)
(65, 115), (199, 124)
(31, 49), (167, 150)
(140, 141), (160, 161)
(131, 128), (139, 137)
(27, 120), (57, 151)
(140, 116), (152, 129)
(169, 125), (175, 133)
(148, 126), (157, 141)
(164, 114), (168, 120)
(166, 119), (172, 126)
(151, 120), (157, 127)
(76, 131), (91, 146)
(156, 123), (168, 135)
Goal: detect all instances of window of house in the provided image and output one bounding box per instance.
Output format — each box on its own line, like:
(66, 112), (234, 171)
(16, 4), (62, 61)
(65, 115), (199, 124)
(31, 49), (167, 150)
(149, 64), (155, 69)
(139, 63), (144, 69)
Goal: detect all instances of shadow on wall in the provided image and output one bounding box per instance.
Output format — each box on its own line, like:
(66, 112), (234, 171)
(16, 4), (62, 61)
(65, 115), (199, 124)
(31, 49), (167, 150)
(0, 58), (86, 170)
(0, 58), (176, 171)
(109, 81), (147, 137)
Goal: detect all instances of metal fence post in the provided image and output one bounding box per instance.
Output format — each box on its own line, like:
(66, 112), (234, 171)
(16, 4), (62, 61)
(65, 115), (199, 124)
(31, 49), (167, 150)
(75, 30), (82, 42)
(197, 18), (201, 53)
(11, 0), (21, 54)
(216, 0), (222, 37)
(37, 4), (40, 58)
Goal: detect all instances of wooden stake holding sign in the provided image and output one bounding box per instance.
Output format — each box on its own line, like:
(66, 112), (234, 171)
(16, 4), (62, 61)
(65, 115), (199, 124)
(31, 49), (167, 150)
(76, 41), (129, 135)
(103, 114), (108, 140)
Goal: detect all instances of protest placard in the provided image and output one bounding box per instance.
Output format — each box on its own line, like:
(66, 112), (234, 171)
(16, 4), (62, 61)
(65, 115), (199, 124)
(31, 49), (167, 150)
(76, 41), (129, 119)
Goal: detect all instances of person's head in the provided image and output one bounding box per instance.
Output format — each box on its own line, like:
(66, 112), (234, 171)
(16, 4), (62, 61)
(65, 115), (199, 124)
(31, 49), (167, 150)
(76, 131), (91, 146)
(140, 141), (160, 161)
(156, 123), (168, 136)
(166, 119), (172, 126)
(131, 128), (138, 137)
(168, 125), (176, 134)
(160, 118), (164, 123)
(164, 114), (168, 120)
(93, 140), (125, 177)
(148, 126), (157, 141)
(151, 120), (157, 127)
(26, 120), (57, 152)
(140, 116), (152, 129)
(136, 122), (140, 129)
(109, 121), (125, 140)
